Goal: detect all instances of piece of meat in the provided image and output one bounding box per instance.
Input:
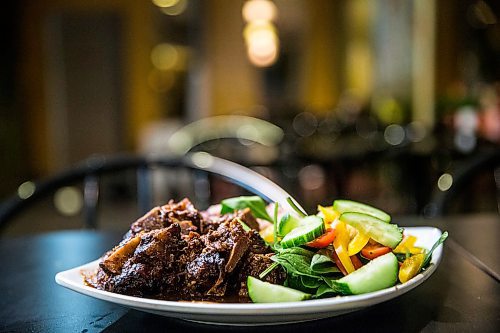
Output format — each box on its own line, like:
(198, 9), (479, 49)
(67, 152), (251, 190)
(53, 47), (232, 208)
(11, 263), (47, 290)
(100, 235), (142, 274)
(184, 218), (252, 297)
(200, 207), (260, 233)
(87, 200), (283, 302)
(126, 198), (203, 238)
(92, 224), (186, 298)
(237, 253), (286, 299)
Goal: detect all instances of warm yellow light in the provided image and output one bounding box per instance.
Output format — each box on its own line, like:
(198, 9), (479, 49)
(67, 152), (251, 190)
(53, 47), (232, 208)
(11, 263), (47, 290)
(244, 21), (279, 67)
(160, 0), (187, 16)
(243, 21), (277, 42)
(242, 0), (277, 23)
(247, 30), (277, 52)
(151, 43), (178, 70)
(373, 97), (404, 124)
(247, 43), (278, 67)
(242, 1), (279, 67)
(152, 0), (180, 8)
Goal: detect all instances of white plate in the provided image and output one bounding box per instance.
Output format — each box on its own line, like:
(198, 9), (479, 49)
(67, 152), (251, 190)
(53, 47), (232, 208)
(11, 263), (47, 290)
(55, 226), (444, 326)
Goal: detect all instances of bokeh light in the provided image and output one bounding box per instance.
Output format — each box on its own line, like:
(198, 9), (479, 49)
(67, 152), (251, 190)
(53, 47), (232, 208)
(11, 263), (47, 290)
(406, 121), (427, 143)
(298, 164), (325, 191)
(18, 181), (36, 199)
(152, 0), (180, 8)
(293, 112), (318, 137)
(242, 0), (279, 67)
(158, 0), (188, 16)
(242, 0), (277, 23)
(437, 173), (453, 192)
(151, 43), (179, 71)
(384, 124), (405, 145)
(54, 186), (83, 216)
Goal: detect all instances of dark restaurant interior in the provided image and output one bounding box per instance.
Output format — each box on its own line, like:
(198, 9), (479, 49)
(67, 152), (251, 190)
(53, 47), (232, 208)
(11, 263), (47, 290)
(1, 0), (499, 234)
(0, 0), (499, 331)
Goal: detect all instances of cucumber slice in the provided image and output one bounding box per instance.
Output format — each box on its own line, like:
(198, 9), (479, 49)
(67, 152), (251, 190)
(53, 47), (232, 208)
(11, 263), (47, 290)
(340, 212), (402, 249)
(333, 200), (391, 223)
(280, 216), (325, 249)
(247, 276), (311, 303)
(334, 252), (398, 295)
(277, 213), (302, 237)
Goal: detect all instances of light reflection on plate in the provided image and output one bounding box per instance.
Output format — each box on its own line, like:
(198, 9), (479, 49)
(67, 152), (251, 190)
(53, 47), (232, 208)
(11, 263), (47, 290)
(55, 227), (444, 326)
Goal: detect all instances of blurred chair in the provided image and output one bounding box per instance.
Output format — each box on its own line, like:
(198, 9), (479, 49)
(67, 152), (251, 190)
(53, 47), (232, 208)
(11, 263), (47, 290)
(166, 115), (284, 166)
(0, 152), (296, 235)
(427, 149), (500, 216)
(154, 115), (290, 205)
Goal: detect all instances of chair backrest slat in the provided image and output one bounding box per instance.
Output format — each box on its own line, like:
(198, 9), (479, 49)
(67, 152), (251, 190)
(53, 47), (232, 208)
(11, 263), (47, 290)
(83, 174), (100, 229)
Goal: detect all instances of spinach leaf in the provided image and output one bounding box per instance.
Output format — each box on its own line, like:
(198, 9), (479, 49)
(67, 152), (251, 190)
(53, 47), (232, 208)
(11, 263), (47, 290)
(278, 247), (315, 257)
(300, 275), (323, 289)
(272, 254), (316, 278)
(314, 280), (348, 298)
(286, 274), (317, 293)
(314, 283), (338, 298)
(272, 247), (317, 278)
(220, 196), (273, 222)
(272, 247), (345, 296)
(310, 253), (341, 275)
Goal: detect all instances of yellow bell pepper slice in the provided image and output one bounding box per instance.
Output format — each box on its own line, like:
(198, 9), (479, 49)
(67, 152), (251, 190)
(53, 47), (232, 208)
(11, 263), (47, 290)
(347, 230), (370, 256)
(393, 235), (424, 254)
(332, 220), (355, 274)
(259, 224), (275, 243)
(317, 205), (339, 226)
(398, 253), (425, 283)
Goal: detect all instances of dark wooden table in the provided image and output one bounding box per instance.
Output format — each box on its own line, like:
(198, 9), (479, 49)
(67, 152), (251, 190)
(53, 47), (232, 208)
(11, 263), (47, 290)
(1, 214), (499, 332)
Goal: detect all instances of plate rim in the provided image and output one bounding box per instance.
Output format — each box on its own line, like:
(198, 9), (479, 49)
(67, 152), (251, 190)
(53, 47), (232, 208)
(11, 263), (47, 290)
(55, 226), (444, 318)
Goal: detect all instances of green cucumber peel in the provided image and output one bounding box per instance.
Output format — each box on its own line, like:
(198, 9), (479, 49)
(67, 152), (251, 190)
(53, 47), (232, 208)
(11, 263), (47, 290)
(333, 199), (391, 222)
(277, 213), (301, 237)
(247, 276), (311, 303)
(280, 216), (325, 249)
(340, 212), (402, 248)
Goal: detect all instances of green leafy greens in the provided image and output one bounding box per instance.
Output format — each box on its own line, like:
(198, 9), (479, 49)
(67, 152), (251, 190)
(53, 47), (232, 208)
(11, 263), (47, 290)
(220, 196), (273, 222)
(422, 231), (448, 267)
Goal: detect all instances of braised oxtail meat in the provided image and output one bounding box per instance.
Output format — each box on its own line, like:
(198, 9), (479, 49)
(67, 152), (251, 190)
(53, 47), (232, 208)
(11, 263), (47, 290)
(200, 206), (260, 233)
(100, 235), (142, 275)
(184, 218), (252, 297)
(237, 253), (286, 299)
(86, 199), (284, 302)
(88, 224), (187, 298)
(126, 198), (203, 238)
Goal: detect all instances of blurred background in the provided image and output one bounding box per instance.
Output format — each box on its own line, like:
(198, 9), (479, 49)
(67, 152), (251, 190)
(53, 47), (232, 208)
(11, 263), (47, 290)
(1, 0), (499, 234)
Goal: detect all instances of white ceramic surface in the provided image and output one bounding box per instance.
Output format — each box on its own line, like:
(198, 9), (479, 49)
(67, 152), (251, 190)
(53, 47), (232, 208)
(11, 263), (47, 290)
(55, 227), (444, 325)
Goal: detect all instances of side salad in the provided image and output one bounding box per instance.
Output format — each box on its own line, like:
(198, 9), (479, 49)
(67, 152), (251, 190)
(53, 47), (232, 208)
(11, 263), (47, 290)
(221, 196), (448, 303)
